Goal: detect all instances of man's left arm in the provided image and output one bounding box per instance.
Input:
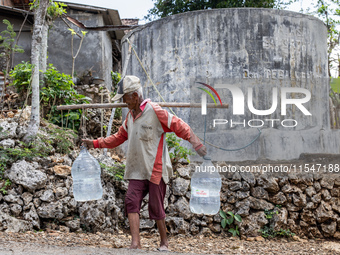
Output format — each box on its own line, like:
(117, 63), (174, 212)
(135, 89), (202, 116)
(150, 103), (207, 156)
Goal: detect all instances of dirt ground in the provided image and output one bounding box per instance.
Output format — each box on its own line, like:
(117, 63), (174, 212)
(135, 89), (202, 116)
(1, 231), (340, 255)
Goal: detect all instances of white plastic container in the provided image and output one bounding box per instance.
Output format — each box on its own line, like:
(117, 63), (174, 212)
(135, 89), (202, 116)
(190, 156), (221, 215)
(71, 146), (103, 201)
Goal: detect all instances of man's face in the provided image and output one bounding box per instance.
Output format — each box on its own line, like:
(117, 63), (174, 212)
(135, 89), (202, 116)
(123, 92), (138, 110)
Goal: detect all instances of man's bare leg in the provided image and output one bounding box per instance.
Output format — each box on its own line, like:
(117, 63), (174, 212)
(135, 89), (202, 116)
(128, 213), (141, 249)
(156, 219), (168, 251)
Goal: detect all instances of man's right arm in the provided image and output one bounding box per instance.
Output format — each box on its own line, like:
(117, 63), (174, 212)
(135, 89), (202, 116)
(83, 120), (128, 149)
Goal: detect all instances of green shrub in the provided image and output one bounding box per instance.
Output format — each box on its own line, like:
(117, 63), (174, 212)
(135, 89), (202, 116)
(9, 61), (32, 93)
(111, 71), (122, 119)
(9, 62), (90, 130)
(220, 210), (242, 236)
(100, 163), (125, 181)
(166, 133), (195, 164)
(260, 207), (295, 239)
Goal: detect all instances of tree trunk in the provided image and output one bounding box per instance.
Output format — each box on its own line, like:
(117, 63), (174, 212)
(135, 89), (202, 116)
(24, 0), (49, 142)
(39, 21), (49, 83)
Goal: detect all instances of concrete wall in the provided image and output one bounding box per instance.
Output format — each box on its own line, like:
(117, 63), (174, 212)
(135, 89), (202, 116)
(121, 8), (340, 161)
(47, 10), (112, 89)
(0, 15), (32, 69)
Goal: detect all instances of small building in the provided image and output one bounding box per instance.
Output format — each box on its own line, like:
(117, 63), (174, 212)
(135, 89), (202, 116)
(0, 0), (127, 90)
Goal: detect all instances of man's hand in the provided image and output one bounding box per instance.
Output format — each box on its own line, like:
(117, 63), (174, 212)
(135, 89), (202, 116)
(82, 139), (94, 149)
(196, 145), (207, 157)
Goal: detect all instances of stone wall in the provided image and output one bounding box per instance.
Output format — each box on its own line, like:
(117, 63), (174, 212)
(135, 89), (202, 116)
(1, 119), (340, 238)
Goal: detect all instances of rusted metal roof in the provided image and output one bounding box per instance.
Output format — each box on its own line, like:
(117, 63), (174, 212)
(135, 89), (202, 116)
(0, 4), (32, 14)
(64, 14), (138, 32)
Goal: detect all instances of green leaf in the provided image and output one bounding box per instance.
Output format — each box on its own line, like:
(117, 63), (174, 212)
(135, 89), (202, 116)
(227, 211), (235, 217)
(234, 214), (242, 222)
(226, 216), (234, 225)
(221, 218), (227, 229)
(219, 210), (227, 219)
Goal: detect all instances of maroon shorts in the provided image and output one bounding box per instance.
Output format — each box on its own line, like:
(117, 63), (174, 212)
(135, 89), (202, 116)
(125, 179), (166, 220)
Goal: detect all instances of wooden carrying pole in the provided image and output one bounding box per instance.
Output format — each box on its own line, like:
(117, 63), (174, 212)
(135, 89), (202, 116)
(57, 103), (229, 111)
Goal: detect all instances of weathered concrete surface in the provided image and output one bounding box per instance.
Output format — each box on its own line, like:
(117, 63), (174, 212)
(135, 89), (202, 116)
(121, 8), (338, 161)
(48, 12), (112, 89)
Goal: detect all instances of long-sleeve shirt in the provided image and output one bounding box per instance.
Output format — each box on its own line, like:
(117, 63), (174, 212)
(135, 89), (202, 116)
(93, 100), (203, 185)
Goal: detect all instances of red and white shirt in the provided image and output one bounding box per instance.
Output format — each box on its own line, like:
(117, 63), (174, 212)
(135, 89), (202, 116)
(93, 100), (203, 185)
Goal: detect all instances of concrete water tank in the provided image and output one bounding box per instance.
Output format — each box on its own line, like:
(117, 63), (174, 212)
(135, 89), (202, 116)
(122, 8), (340, 161)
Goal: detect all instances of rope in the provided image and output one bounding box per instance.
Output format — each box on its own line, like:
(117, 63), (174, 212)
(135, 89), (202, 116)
(126, 38), (177, 117)
(122, 36), (261, 152)
(103, 36), (134, 156)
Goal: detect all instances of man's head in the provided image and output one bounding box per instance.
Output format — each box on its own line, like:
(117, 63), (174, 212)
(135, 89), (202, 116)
(112, 75), (144, 110)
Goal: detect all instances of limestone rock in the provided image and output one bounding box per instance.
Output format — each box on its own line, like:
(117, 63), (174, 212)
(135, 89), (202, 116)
(177, 166), (191, 179)
(0, 138), (15, 148)
(53, 165), (72, 177)
(281, 184), (302, 194)
(307, 226), (323, 238)
(228, 181), (242, 191)
(3, 194), (23, 205)
(286, 203), (302, 212)
(166, 216), (189, 235)
(0, 121), (18, 139)
(140, 219), (155, 229)
(37, 201), (64, 219)
(40, 190), (55, 202)
(241, 181), (250, 191)
(269, 192), (287, 205)
(10, 204), (22, 216)
(33, 198), (41, 208)
(237, 211), (268, 237)
(300, 209), (316, 225)
(235, 199), (250, 216)
(334, 232), (340, 240)
(65, 219), (80, 232)
(292, 193), (307, 207)
(330, 198), (340, 213)
(311, 193), (322, 204)
(270, 207), (288, 231)
(6, 160), (47, 192)
(240, 172), (256, 186)
(0, 211), (32, 232)
(174, 197), (191, 220)
(320, 177), (334, 190)
(23, 205), (40, 229)
(248, 197), (274, 210)
(78, 201), (115, 232)
(201, 227), (213, 236)
(22, 192), (33, 206)
(232, 172), (242, 181)
(55, 187), (68, 199)
(278, 176), (289, 187)
(208, 223), (221, 233)
(331, 188), (340, 197)
(321, 221), (337, 237)
(314, 182), (321, 192)
(305, 186), (316, 197)
(316, 201), (336, 223)
(300, 173), (314, 186)
(257, 175), (279, 192)
(289, 212), (299, 221)
(172, 178), (190, 196)
(321, 189), (332, 201)
(236, 191), (250, 200)
(190, 224), (200, 235)
(251, 187), (269, 200)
